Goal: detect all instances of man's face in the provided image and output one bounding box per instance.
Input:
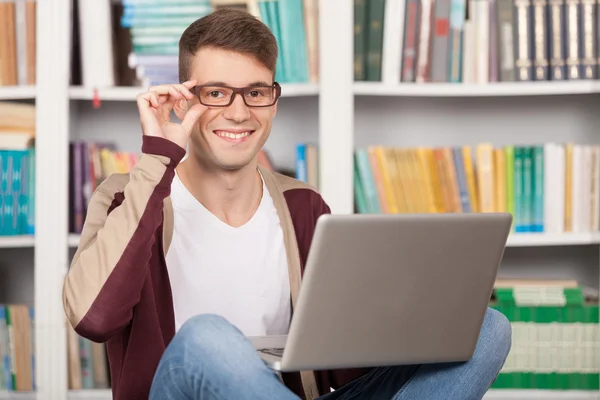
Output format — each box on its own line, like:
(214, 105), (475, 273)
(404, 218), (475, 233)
(185, 47), (277, 171)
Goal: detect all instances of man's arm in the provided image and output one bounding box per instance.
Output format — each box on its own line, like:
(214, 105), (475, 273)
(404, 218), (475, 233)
(63, 81), (205, 343)
(62, 136), (184, 342)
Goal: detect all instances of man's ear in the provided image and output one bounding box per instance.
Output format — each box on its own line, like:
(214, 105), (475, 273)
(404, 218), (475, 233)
(174, 98), (188, 121)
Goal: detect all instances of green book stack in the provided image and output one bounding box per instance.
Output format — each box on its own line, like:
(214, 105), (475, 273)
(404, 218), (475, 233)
(490, 285), (600, 391)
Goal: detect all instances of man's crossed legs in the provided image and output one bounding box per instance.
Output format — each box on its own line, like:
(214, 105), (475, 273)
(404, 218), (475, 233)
(149, 308), (511, 400)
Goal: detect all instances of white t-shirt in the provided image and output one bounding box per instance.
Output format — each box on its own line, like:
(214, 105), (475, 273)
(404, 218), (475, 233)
(165, 171), (291, 337)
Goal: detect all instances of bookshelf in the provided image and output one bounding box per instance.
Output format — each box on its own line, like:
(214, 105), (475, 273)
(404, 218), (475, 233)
(0, 87), (36, 100)
(353, 81), (600, 97)
(0, 0), (598, 399)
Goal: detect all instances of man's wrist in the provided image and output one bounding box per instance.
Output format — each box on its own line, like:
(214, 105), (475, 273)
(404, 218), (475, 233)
(141, 136), (187, 166)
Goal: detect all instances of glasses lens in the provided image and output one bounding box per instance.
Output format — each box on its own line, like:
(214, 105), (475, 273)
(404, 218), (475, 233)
(244, 86), (276, 106)
(197, 86), (234, 106)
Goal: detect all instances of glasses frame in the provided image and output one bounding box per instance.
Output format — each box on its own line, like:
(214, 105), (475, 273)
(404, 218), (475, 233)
(190, 82), (282, 108)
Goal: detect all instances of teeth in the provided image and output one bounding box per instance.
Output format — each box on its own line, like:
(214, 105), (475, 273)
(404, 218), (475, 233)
(216, 131), (251, 139)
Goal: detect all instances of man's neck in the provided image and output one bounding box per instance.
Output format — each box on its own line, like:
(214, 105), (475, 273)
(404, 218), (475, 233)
(176, 155), (263, 228)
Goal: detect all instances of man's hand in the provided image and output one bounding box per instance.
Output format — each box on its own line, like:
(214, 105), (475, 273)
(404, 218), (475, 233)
(136, 80), (207, 150)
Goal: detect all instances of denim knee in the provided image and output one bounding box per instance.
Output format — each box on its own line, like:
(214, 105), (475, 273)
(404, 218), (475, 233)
(478, 308), (512, 368)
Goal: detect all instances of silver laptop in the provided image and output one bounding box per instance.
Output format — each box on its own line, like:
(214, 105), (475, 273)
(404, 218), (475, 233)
(249, 212), (513, 372)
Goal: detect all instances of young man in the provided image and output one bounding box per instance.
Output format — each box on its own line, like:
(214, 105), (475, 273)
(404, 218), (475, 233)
(62, 8), (512, 400)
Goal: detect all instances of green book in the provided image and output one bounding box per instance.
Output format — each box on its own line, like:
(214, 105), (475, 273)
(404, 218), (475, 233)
(504, 146), (515, 230)
(532, 146), (544, 232)
(514, 147), (524, 232)
(366, 0), (386, 81)
(354, 0), (368, 80)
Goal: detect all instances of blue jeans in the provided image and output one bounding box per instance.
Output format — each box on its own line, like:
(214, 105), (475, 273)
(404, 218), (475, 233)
(149, 307), (511, 400)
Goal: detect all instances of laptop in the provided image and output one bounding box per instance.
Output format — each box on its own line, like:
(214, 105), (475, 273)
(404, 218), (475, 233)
(249, 212), (513, 372)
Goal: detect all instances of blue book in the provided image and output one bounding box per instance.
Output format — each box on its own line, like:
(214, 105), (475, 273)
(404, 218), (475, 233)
(296, 144), (307, 182)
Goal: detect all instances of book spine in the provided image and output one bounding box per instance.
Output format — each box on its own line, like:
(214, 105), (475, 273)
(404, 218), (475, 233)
(533, 0), (550, 79)
(549, 0), (568, 79)
(515, 0), (535, 80)
(497, 0), (516, 80)
(431, 0), (452, 81)
(580, 0), (597, 78)
(566, 0), (583, 78)
(354, 0), (368, 80)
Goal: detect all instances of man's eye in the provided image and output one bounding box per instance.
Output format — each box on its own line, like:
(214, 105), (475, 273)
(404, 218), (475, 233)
(208, 91), (222, 97)
(248, 90), (263, 97)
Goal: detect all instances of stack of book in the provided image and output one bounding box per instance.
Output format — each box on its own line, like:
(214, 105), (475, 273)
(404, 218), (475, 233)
(355, 0), (600, 83)
(69, 141), (139, 234)
(0, 0), (36, 87)
(490, 279), (599, 390)
(353, 143), (600, 235)
(0, 304), (34, 392)
(0, 102), (35, 237)
(66, 326), (110, 391)
(75, 0), (318, 88)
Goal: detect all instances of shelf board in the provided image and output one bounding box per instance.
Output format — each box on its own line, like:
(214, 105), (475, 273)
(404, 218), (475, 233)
(0, 86), (36, 100)
(69, 83), (319, 101)
(0, 392), (36, 400)
(68, 390), (112, 400)
(483, 389), (600, 399)
(68, 234), (80, 247)
(0, 390), (113, 400)
(0, 235), (35, 248)
(65, 232), (600, 248)
(507, 232), (600, 247)
(353, 81), (600, 97)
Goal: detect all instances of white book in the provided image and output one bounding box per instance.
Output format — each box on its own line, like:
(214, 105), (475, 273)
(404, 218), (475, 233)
(462, 20), (475, 83)
(555, 143), (566, 233)
(15, 0), (27, 86)
(381, 0), (405, 84)
(78, 0), (115, 87)
(474, 0), (489, 84)
(571, 145), (584, 232)
(582, 146), (593, 231)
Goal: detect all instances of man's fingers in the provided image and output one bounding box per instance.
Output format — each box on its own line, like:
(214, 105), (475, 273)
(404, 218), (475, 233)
(181, 103), (206, 134)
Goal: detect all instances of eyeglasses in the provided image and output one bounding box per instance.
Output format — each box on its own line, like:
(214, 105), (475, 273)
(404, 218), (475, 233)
(190, 82), (282, 108)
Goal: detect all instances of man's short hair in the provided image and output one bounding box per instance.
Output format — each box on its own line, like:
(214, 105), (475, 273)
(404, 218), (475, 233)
(178, 8), (278, 83)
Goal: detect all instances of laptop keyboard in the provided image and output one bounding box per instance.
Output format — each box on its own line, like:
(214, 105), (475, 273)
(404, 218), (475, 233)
(261, 348), (284, 357)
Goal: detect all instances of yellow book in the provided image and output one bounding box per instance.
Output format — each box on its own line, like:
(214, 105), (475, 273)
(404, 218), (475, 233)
(433, 148), (452, 213)
(564, 143), (573, 231)
(415, 147), (438, 213)
(386, 148), (408, 213)
(476, 143), (495, 212)
(397, 148), (416, 213)
(375, 146), (399, 213)
(462, 146), (479, 213)
(494, 148), (506, 212)
(425, 148), (445, 213)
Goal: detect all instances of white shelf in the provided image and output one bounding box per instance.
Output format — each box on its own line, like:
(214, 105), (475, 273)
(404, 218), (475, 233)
(67, 234), (80, 247)
(0, 393), (35, 400)
(65, 232), (600, 249)
(69, 83), (319, 101)
(507, 232), (600, 247)
(483, 389), (600, 399)
(0, 390), (112, 400)
(0, 235), (35, 248)
(353, 81), (600, 97)
(68, 390), (112, 400)
(0, 86), (36, 100)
